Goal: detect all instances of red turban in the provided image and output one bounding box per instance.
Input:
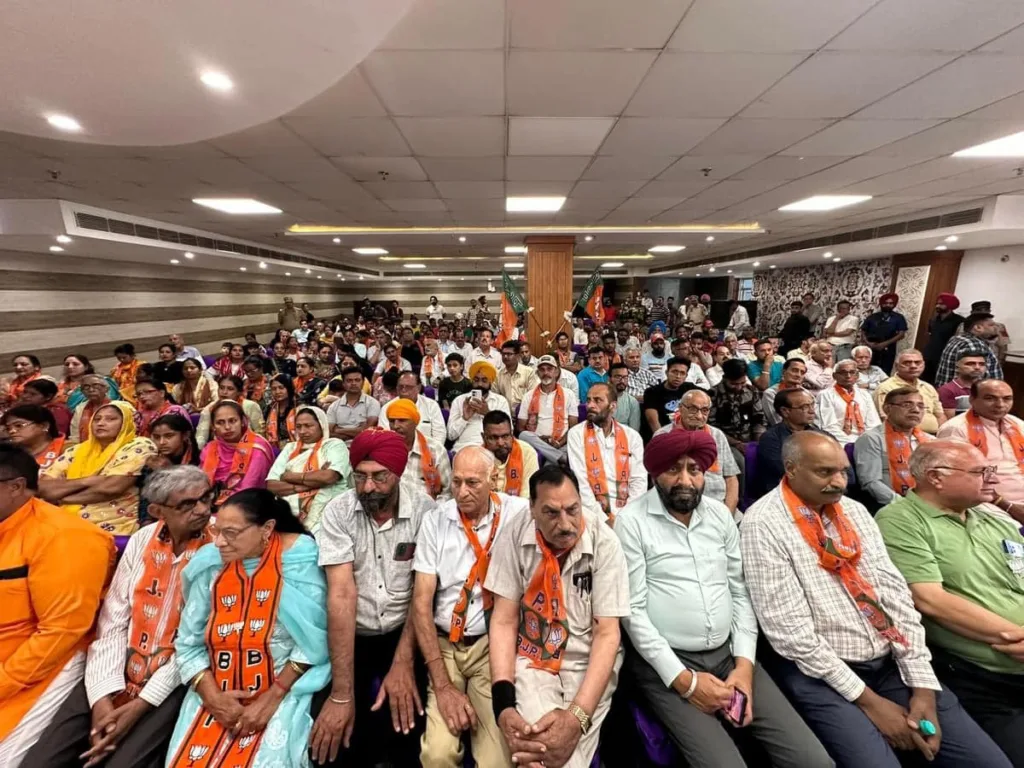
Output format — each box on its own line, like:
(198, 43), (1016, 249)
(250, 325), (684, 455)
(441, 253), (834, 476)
(349, 428), (409, 476)
(879, 293), (899, 306)
(644, 429), (718, 476)
(937, 292), (960, 311)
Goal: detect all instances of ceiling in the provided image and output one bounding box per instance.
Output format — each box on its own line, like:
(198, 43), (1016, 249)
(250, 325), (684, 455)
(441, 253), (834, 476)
(5, 0), (1024, 277)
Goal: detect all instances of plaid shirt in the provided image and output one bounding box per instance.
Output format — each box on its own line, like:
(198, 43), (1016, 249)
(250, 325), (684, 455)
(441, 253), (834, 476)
(627, 366), (659, 400)
(934, 334), (1002, 387)
(708, 382), (765, 442)
(740, 487), (940, 701)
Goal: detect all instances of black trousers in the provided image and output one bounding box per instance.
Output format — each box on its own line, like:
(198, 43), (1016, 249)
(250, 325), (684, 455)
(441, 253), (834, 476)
(931, 648), (1024, 766)
(22, 681), (187, 768)
(310, 627), (428, 767)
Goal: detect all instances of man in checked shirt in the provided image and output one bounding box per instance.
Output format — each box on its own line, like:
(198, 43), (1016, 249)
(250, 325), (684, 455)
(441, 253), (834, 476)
(740, 432), (1011, 768)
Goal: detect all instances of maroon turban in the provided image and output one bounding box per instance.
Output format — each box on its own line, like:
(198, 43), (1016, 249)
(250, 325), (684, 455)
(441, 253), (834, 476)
(349, 428), (409, 477)
(644, 429), (719, 476)
(937, 292), (960, 311)
(879, 292), (899, 306)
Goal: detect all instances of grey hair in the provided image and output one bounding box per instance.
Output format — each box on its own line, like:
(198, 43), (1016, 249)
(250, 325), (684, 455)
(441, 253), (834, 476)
(142, 465), (211, 506)
(909, 440), (971, 482)
(852, 345), (872, 357)
(681, 388), (711, 406)
(781, 431), (836, 468)
(834, 359), (858, 373)
(454, 445), (497, 475)
(897, 348), (924, 362)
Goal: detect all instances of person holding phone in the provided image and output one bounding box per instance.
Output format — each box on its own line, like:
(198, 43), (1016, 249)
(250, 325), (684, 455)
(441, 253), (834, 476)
(616, 430), (831, 767)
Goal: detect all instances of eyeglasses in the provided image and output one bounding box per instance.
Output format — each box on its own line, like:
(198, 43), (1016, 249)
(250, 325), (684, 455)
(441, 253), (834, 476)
(170, 489), (217, 513)
(680, 405), (712, 415)
(353, 470), (393, 486)
(210, 522), (256, 542)
(887, 402), (926, 411)
(933, 465), (998, 479)
(3, 420), (37, 432)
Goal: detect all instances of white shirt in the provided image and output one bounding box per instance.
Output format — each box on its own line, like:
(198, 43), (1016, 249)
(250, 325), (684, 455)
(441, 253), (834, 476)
(573, 328), (589, 346)
(400, 433), (452, 502)
(686, 363), (710, 390)
(420, 354), (447, 388)
(803, 359), (834, 392)
(374, 357), (412, 376)
(448, 342), (473, 363)
(413, 494), (530, 636)
(467, 346), (503, 371)
(426, 303), (446, 321)
(729, 306), (750, 330)
(815, 386), (881, 444)
(378, 394), (447, 446)
(559, 368), (580, 399)
(825, 314), (861, 347)
(516, 384), (580, 438)
(567, 420), (647, 520)
(447, 391), (512, 451)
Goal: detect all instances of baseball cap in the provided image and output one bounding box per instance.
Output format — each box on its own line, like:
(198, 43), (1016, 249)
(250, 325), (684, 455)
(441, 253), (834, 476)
(536, 355), (558, 367)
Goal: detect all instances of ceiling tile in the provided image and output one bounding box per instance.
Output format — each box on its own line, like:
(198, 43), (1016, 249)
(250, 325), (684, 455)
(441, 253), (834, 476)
(384, 198), (449, 212)
(838, 157), (996, 196)
(510, 0), (693, 49)
(781, 119), (943, 156)
(865, 118), (1024, 157)
(208, 120), (311, 157)
(505, 180), (574, 196)
(598, 118), (726, 155)
(793, 155), (925, 187)
(395, 117), (505, 156)
(362, 181), (438, 199)
(331, 157), (426, 182)
(962, 91), (1024, 121)
(419, 156), (504, 181)
(742, 52), (954, 119)
(682, 179), (783, 207)
(379, 0), (505, 50)
(669, 0), (877, 52)
(286, 70), (387, 119)
(827, 0), (1024, 52)
(657, 154), (766, 180)
(241, 153), (348, 184)
(731, 155), (845, 180)
(857, 55), (1024, 119)
(633, 180), (715, 198)
(626, 53), (805, 117)
(687, 118), (834, 155)
(362, 51), (505, 116)
(507, 51), (657, 117)
(613, 197), (689, 212)
(434, 181), (505, 198)
(508, 118), (615, 156)
(284, 117), (409, 156)
(580, 155), (676, 181)
(570, 180), (645, 198)
(505, 156), (592, 181)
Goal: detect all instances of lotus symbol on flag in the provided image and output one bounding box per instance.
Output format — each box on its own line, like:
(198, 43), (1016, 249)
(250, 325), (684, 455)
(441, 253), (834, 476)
(187, 745), (209, 764)
(249, 618), (266, 636)
(255, 589), (271, 605)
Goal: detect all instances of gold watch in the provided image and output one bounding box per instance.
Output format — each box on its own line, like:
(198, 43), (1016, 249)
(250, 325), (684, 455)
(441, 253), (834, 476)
(567, 703), (591, 734)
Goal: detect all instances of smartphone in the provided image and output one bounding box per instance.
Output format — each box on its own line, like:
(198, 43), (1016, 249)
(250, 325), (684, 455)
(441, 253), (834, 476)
(471, 389), (482, 400)
(725, 689), (747, 726)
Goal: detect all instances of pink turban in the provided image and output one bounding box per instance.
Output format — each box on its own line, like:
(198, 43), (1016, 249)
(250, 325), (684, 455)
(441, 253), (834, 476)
(937, 292), (960, 311)
(644, 429), (718, 476)
(349, 428), (409, 476)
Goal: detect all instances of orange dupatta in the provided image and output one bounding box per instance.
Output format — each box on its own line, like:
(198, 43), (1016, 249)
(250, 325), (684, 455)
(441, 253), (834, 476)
(111, 360), (142, 402)
(35, 436), (66, 470)
(518, 515), (586, 674)
(416, 431), (442, 498)
(289, 438), (322, 522)
(265, 405), (295, 447)
(450, 493), (502, 642)
(122, 522), (210, 700)
(885, 421), (929, 496)
(167, 533), (283, 768)
(781, 480), (907, 648)
(201, 429), (266, 503)
(527, 386), (567, 441)
(584, 421), (631, 523)
(833, 385), (865, 435)
(966, 409), (1024, 473)
(10, 372), (41, 401)
(504, 440), (525, 495)
(246, 377), (267, 404)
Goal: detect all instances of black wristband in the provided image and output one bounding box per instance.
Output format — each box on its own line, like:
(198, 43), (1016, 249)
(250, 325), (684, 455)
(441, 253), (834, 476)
(492, 680), (517, 721)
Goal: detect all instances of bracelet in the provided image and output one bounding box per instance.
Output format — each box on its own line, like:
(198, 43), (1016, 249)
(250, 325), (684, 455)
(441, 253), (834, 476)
(288, 660), (308, 676)
(329, 695), (352, 705)
(190, 669), (208, 690)
(492, 680), (517, 721)
(567, 702), (592, 734)
(681, 669), (699, 699)
(273, 678), (291, 695)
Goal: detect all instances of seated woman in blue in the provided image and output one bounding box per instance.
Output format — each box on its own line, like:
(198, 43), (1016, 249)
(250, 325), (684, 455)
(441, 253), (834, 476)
(166, 489), (329, 768)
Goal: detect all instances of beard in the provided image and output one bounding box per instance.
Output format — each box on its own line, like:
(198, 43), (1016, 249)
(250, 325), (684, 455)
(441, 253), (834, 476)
(656, 482), (703, 514)
(358, 485), (398, 516)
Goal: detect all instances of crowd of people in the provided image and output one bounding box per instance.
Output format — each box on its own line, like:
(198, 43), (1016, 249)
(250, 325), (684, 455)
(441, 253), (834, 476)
(0, 287), (1021, 768)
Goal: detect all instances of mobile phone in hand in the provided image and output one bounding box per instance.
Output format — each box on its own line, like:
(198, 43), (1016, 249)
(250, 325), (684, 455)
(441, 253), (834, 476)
(725, 689), (747, 726)
(471, 389), (482, 400)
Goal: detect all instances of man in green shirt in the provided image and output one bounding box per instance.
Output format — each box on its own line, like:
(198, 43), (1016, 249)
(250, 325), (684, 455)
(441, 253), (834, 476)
(877, 439), (1024, 764)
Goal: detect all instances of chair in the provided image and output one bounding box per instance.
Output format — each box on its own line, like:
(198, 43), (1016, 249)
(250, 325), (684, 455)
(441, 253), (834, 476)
(442, 408), (450, 425)
(629, 702), (679, 766)
(424, 385), (436, 401)
(578, 404), (587, 422)
(189, 412), (201, 428)
(741, 441), (759, 510)
(202, 355), (217, 368)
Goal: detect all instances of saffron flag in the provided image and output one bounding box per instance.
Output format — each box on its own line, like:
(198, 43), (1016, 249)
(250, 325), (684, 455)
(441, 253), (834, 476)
(576, 268), (605, 326)
(495, 270), (528, 346)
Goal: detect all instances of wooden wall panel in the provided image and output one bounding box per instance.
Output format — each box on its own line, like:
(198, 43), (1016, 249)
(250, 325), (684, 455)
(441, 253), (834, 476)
(891, 250), (963, 350)
(525, 237), (575, 353)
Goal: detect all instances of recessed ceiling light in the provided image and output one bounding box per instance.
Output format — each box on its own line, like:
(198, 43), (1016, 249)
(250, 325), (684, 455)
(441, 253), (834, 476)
(770, 265), (777, 269)
(192, 198), (281, 214)
(239, 267), (247, 271)
(944, 235), (959, 243)
(649, 245), (685, 253)
(332, 237), (341, 244)
(823, 251), (833, 258)
(317, 275), (322, 279)
(696, 272), (701, 276)
(259, 261), (267, 269)
(352, 247), (388, 255)
(601, 261), (624, 268)
(727, 269), (732, 273)
(359, 276), (365, 280)
(200, 71), (234, 91)
(336, 273), (342, 277)
(458, 236), (467, 243)
(708, 267), (716, 272)
(49, 246), (63, 252)
(504, 262), (524, 268)
(779, 195), (871, 212)
(170, 259), (180, 264)
(438, 278), (443, 282)
(953, 130), (1024, 157)
(506, 196), (565, 213)
(504, 246), (527, 254)
(285, 272), (291, 276)
(341, 277), (346, 281)
(184, 251), (195, 259)
(833, 257), (842, 262)
(305, 269), (312, 274)
(460, 277), (465, 281)
(705, 236), (715, 243)
(404, 263), (426, 269)
(935, 245), (948, 251)
(752, 261), (760, 267)
(584, 235), (594, 242)
(55, 235), (72, 244)
(46, 114), (82, 132)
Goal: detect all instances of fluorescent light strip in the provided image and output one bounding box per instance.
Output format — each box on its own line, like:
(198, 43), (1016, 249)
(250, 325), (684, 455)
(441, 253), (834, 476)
(353, 247), (388, 255)
(287, 224), (765, 236)
(506, 196), (566, 212)
(953, 131), (1024, 158)
(193, 198), (282, 214)
(779, 195), (871, 212)
(649, 245), (685, 253)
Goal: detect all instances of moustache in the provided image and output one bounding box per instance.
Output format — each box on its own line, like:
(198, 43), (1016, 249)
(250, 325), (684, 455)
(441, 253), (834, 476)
(820, 486), (845, 495)
(358, 490), (394, 514)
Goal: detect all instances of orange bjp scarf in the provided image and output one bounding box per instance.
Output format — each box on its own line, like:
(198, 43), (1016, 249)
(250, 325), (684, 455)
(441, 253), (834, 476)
(833, 385), (865, 435)
(265, 404), (295, 447)
(167, 533), (283, 768)
(201, 428), (262, 503)
(503, 440), (525, 496)
(450, 493), (502, 642)
(885, 421), (929, 495)
(584, 421), (631, 523)
(527, 386), (567, 441)
(10, 371), (41, 401)
(781, 480), (908, 648)
(246, 376), (267, 404)
(518, 514), (586, 674)
(35, 436), (66, 470)
(416, 431), (442, 498)
(966, 409), (1024, 473)
(111, 360), (142, 401)
(289, 437), (322, 522)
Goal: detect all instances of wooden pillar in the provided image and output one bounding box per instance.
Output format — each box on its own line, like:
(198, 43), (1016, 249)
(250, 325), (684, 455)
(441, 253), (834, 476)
(526, 236), (574, 352)
(889, 250), (963, 353)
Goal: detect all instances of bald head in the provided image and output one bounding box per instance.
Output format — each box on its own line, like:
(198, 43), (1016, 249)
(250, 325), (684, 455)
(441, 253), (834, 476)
(452, 446), (496, 517)
(783, 432), (849, 507)
(677, 389), (712, 430)
(971, 379), (1013, 421)
(910, 440), (994, 511)
(454, 445), (496, 476)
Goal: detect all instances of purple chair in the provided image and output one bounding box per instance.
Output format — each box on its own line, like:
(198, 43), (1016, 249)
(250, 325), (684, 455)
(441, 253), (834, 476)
(424, 385), (437, 401)
(189, 412), (201, 428)
(844, 441), (855, 464)
(578, 404), (587, 421)
(441, 408), (450, 425)
(113, 534), (131, 556)
(630, 702), (680, 766)
(741, 441), (759, 510)
(202, 355), (217, 368)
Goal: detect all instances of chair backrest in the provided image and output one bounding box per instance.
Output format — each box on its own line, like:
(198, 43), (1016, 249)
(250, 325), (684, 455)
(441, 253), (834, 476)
(578, 404), (587, 422)
(189, 412), (201, 428)
(202, 355), (217, 368)
(741, 441), (760, 510)
(424, 385), (436, 400)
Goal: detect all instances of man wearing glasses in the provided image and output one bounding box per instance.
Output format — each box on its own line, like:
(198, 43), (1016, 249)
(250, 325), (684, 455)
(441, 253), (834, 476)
(855, 388), (934, 511)
(877, 440), (1024, 764)
(752, 389), (827, 499)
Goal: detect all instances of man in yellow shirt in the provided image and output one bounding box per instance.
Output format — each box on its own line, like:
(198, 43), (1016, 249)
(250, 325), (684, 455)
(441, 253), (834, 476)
(875, 349), (946, 434)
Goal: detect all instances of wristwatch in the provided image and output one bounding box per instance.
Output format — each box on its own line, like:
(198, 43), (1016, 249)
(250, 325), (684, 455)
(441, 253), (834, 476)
(567, 703), (591, 734)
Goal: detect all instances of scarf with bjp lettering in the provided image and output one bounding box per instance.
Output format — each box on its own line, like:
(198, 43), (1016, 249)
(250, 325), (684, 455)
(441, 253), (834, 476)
(584, 421), (631, 523)
(885, 421), (929, 496)
(526, 385), (567, 441)
(35, 436), (65, 470)
(966, 409), (1024, 473)
(503, 440), (525, 496)
(833, 385), (865, 435)
(416, 431), (442, 498)
(450, 493), (502, 642)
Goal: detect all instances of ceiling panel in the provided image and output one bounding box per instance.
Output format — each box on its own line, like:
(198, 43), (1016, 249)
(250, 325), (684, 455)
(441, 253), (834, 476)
(580, 155), (677, 181)
(378, 0), (505, 50)
(656, 154), (766, 180)
(508, 118), (615, 156)
(597, 117), (726, 155)
(285, 70), (387, 120)
(782, 118), (943, 156)
(866, 117), (1024, 157)
(570, 180), (646, 198)
(433, 181), (505, 198)
(284, 116), (409, 156)
(361, 180), (439, 198)
(395, 117), (505, 156)
(626, 53), (805, 118)
(361, 51), (505, 116)
(241, 154), (345, 184)
(633, 180), (715, 198)
(510, 0), (693, 49)
(505, 180), (574, 196)
(731, 155), (845, 180)
(207, 120), (312, 157)
(687, 118), (834, 155)
(419, 156), (504, 181)
(332, 156), (427, 182)
(383, 198), (449, 212)
(504, 156), (592, 181)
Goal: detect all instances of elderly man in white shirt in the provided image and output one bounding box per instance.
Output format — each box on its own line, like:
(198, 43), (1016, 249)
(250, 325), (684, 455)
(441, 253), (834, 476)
(518, 355), (579, 465)
(377, 371), (447, 446)
(567, 382), (646, 523)
(384, 398), (452, 502)
(617, 431), (831, 768)
(411, 447), (529, 768)
(824, 301), (860, 362)
(467, 328), (503, 371)
(815, 359), (881, 445)
(448, 361), (511, 452)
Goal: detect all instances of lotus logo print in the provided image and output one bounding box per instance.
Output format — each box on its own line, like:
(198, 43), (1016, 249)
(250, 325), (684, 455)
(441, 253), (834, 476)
(217, 623), (237, 640)
(255, 589), (271, 605)
(220, 594), (238, 611)
(152, 551), (168, 567)
(142, 603), (158, 620)
(237, 734), (257, 750)
(129, 659), (143, 677)
(187, 745), (209, 764)
(249, 618), (266, 636)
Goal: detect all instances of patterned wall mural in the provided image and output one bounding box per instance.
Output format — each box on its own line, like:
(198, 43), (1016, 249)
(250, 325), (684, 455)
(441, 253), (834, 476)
(752, 258), (894, 335)
(893, 265), (931, 355)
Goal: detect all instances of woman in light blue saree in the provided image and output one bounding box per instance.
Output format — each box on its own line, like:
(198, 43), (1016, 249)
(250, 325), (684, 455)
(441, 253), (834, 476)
(166, 489), (329, 768)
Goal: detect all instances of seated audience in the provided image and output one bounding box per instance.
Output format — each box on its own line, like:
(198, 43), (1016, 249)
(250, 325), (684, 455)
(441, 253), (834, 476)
(311, 429), (435, 767)
(373, 344), (412, 380)
(267, 405), (351, 533)
(816, 359), (881, 444)
(494, 340), (537, 416)
(568, 382), (646, 524)
(134, 376), (189, 438)
(853, 344), (888, 392)
(69, 373), (115, 444)
(60, 354), (119, 409)
(411, 447), (530, 767)
(763, 358), (808, 426)
(315, 345), (341, 382)
(482, 410), (538, 498)
(25, 466), (213, 768)
(741, 431), (1009, 768)
(109, 343), (143, 403)
(199, 400), (274, 504)
(518, 355), (579, 465)
(642, 332), (670, 381)
(875, 349), (945, 434)
(242, 355), (274, 411)
(617, 430), (831, 768)
(171, 358), (214, 414)
(438, 353), (472, 409)
(41, 401), (156, 535)
(264, 373), (297, 449)
(149, 345), (185, 389)
(448, 362), (511, 453)
(467, 328), (502, 371)
(937, 379), (1024, 519)
(3, 405), (65, 469)
(420, 337), (446, 389)
(578, 346), (610, 403)
(378, 371), (447, 446)
(937, 352), (986, 418)
(803, 341), (835, 393)
(168, 334), (204, 366)
(643, 356), (698, 434)
(708, 358), (766, 475)
(295, 355), (328, 405)
(0, 445), (114, 768)
(934, 312), (1004, 387)
(326, 366), (380, 444)
(10, 354), (43, 401)
(485, 464), (629, 768)
(554, 331), (580, 373)
(855, 388), (933, 508)
(748, 339), (783, 392)
(753, 389), (824, 499)
(18, 377), (72, 437)
(165, 489), (330, 768)
(519, 340), (538, 368)
(195, 375), (265, 448)
(137, 413), (201, 525)
(608, 362), (642, 432)
(704, 344), (730, 388)
(207, 342), (245, 381)
(386, 398), (452, 501)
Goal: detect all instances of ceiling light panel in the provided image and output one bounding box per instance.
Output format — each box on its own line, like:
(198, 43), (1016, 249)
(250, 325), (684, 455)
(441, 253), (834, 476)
(648, 245), (686, 253)
(46, 114), (82, 132)
(353, 247), (389, 255)
(506, 196), (566, 212)
(953, 130), (1024, 157)
(192, 198), (282, 214)
(778, 195), (872, 212)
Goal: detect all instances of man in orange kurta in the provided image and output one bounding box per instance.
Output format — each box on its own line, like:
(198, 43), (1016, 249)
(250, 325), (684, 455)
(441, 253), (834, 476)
(0, 444), (114, 767)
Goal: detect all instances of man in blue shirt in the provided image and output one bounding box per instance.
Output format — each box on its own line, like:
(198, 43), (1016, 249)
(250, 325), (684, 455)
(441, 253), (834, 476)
(861, 292), (908, 375)
(577, 346), (609, 402)
(747, 340), (783, 392)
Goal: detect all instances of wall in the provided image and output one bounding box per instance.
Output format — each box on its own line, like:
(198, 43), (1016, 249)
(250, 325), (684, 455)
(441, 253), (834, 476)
(955, 247), (1024, 346)
(752, 258), (893, 335)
